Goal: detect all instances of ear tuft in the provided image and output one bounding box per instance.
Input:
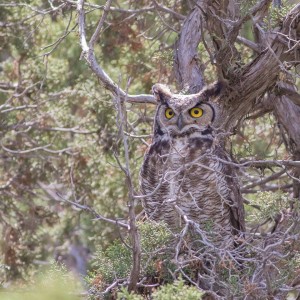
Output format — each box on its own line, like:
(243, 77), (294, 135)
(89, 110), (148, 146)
(152, 84), (172, 103)
(201, 81), (223, 100)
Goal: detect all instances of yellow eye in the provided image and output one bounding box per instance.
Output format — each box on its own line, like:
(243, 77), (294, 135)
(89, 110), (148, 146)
(165, 108), (174, 119)
(190, 107), (203, 118)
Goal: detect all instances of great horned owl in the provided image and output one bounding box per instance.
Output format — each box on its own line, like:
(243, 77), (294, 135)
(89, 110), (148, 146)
(140, 83), (245, 245)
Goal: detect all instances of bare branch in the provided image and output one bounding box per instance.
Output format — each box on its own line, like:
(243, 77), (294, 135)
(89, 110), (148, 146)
(242, 169), (286, 190)
(89, 0), (113, 50)
(2, 143), (73, 155)
(276, 81), (300, 107)
(237, 36), (261, 53)
(38, 182), (129, 229)
(231, 158), (300, 168)
(42, 13), (77, 57)
(0, 2), (66, 14)
(0, 104), (38, 113)
(152, 1), (185, 20)
(242, 183), (293, 194)
(113, 88), (141, 292)
(221, 4), (300, 130)
(77, 0), (156, 104)
(66, 0), (185, 19)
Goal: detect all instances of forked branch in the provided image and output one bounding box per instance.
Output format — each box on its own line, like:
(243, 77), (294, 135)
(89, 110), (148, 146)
(77, 0), (156, 104)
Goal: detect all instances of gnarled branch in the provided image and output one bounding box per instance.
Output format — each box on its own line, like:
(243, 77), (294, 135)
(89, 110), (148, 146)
(77, 0), (156, 104)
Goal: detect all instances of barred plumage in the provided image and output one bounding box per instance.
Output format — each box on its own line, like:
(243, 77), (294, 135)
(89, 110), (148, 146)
(140, 83), (245, 246)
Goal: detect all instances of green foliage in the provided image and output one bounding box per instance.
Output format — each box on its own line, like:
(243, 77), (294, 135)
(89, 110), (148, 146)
(1, 0), (174, 282)
(0, 262), (82, 300)
(93, 241), (132, 283)
(232, 114), (286, 160)
(139, 221), (172, 253)
(117, 287), (144, 300)
(240, 0), (257, 16)
(89, 221), (172, 288)
(263, 0), (295, 30)
(246, 191), (290, 224)
(151, 277), (204, 300)
(116, 278), (204, 300)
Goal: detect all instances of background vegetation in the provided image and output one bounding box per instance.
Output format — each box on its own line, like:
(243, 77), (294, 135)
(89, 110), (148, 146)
(0, 0), (299, 299)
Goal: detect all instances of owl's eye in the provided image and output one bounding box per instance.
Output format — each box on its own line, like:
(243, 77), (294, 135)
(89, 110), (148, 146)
(165, 108), (174, 119)
(189, 107), (203, 118)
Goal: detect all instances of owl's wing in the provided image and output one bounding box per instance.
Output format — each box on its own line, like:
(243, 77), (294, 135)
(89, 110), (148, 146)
(215, 146), (246, 234)
(139, 140), (170, 219)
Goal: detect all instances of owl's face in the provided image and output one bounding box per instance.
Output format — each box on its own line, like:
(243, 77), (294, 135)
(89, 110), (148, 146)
(152, 83), (220, 137)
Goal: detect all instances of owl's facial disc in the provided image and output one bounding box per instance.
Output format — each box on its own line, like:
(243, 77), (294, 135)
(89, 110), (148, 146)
(159, 103), (214, 135)
(174, 107), (204, 130)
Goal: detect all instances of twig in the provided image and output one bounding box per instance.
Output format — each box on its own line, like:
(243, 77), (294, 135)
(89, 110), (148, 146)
(113, 84), (141, 292)
(38, 181), (129, 229)
(242, 169), (286, 190)
(89, 0), (113, 49)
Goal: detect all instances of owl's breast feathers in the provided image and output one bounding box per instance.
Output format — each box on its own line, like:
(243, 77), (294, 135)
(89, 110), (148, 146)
(140, 134), (245, 243)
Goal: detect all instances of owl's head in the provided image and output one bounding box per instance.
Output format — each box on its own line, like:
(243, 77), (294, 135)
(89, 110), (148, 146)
(152, 82), (222, 137)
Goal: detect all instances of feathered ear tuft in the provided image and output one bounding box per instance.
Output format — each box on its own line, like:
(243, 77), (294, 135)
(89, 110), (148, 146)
(201, 81), (223, 100)
(152, 84), (172, 103)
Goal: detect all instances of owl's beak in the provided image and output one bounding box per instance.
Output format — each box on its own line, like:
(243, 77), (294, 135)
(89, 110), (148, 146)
(177, 114), (184, 130)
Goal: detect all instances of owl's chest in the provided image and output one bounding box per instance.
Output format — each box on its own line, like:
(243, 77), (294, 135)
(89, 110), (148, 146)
(142, 135), (215, 190)
(158, 136), (214, 193)
(141, 135), (231, 231)
(165, 136), (213, 167)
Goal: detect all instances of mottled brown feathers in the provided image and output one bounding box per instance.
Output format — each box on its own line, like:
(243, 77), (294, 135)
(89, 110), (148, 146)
(140, 83), (245, 246)
(152, 81), (223, 104)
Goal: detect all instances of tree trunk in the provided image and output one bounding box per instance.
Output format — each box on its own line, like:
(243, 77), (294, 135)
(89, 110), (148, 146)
(173, 1), (300, 217)
(266, 89), (300, 201)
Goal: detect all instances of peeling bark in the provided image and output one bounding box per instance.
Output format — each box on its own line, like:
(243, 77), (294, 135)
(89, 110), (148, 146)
(173, 1), (300, 204)
(173, 6), (204, 93)
(174, 2), (299, 132)
(218, 4), (299, 131)
(266, 91), (300, 201)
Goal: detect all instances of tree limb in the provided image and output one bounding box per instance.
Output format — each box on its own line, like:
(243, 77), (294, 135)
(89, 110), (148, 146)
(174, 5), (205, 93)
(77, 0), (156, 104)
(221, 4), (300, 130)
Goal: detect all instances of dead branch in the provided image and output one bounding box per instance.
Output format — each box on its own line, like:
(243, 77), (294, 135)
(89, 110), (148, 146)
(222, 4), (300, 129)
(113, 89), (141, 292)
(276, 81), (300, 107)
(77, 0), (156, 104)
(242, 169), (286, 190)
(89, 0), (113, 49)
(237, 36), (261, 53)
(38, 181), (129, 229)
(174, 4), (205, 93)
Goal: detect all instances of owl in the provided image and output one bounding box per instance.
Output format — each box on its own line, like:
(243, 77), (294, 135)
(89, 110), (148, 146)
(140, 83), (245, 246)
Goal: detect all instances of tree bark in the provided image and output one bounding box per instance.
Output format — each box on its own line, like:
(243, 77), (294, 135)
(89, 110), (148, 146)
(173, 1), (300, 206)
(173, 5), (204, 93)
(222, 3), (299, 130)
(265, 84), (300, 201)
